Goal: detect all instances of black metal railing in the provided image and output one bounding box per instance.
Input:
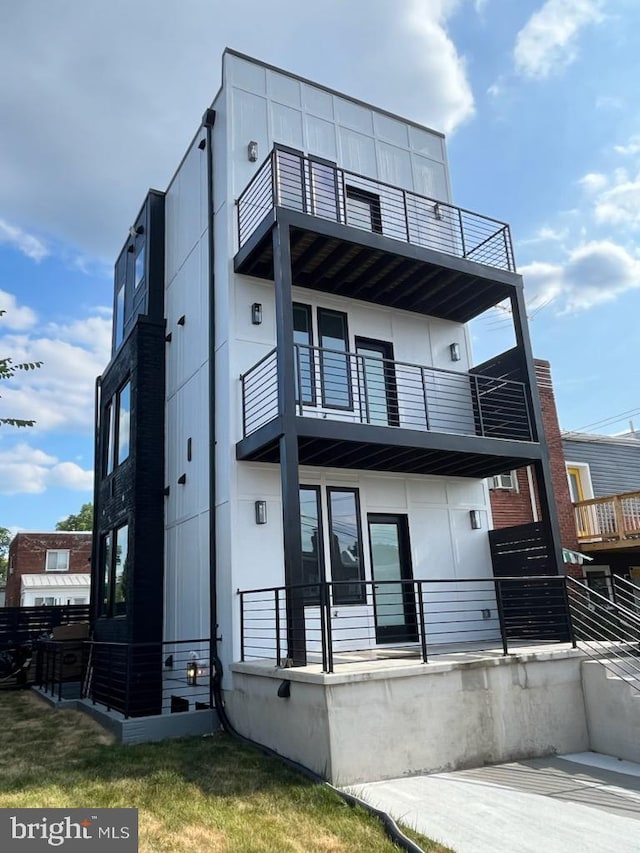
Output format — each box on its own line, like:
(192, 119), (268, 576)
(237, 146), (515, 272)
(38, 637), (215, 718)
(567, 577), (640, 693)
(240, 344), (533, 442)
(238, 577), (571, 673)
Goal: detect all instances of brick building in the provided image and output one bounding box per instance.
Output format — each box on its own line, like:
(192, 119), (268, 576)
(5, 532), (92, 607)
(489, 359), (581, 577)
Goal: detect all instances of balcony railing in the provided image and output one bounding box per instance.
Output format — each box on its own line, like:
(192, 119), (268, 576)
(240, 344), (533, 443)
(574, 491), (640, 546)
(237, 146), (515, 272)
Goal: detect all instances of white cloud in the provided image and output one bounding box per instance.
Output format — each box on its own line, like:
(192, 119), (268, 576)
(593, 176), (640, 227)
(0, 290), (37, 330)
(613, 134), (640, 156)
(520, 225), (569, 245)
(0, 295), (111, 433)
(521, 239), (640, 312)
(578, 172), (608, 193)
(0, 218), (48, 262)
(514, 0), (605, 79)
(0, 443), (93, 495)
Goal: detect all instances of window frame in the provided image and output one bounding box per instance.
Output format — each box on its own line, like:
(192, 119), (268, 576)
(115, 380), (131, 466)
(293, 303), (316, 407)
(45, 550), (70, 572)
(317, 307), (353, 411)
(299, 485), (325, 601)
(326, 486), (366, 606)
(100, 523), (129, 618)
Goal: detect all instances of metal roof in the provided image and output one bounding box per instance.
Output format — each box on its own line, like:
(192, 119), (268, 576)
(21, 573), (91, 589)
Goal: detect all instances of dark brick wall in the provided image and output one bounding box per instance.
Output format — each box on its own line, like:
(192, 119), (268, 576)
(6, 533), (92, 607)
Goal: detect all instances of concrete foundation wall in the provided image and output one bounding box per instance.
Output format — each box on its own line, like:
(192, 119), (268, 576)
(582, 660), (640, 764)
(230, 649), (589, 785)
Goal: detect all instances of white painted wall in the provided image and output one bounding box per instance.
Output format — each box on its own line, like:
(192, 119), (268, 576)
(581, 661), (640, 763)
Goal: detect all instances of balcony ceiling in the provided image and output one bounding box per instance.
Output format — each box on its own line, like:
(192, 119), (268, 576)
(235, 219), (516, 323)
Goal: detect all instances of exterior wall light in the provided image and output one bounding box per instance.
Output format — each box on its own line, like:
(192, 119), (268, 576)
(469, 510), (482, 530)
(449, 342), (461, 362)
(251, 302), (263, 325)
(255, 500), (267, 525)
(248, 141), (258, 162)
(187, 659), (197, 686)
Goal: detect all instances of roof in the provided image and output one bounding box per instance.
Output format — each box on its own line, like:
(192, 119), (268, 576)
(13, 531), (92, 536)
(561, 431), (640, 447)
(21, 574), (91, 589)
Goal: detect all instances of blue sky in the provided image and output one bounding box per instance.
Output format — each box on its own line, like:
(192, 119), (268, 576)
(1, 0), (639, 531)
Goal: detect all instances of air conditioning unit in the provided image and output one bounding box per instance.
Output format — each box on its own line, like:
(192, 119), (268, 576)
(490, 472), (515, 490)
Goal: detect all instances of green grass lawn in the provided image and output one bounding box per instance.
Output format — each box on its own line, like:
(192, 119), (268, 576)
(0, 691), (453, 853)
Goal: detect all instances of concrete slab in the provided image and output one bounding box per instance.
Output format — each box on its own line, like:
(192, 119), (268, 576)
(345, 752), (640, 853)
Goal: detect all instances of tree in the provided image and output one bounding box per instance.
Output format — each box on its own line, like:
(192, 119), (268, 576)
(56, 502), (94, 532)
(0, 309), (42, 427)
(0, 527), (11, 585)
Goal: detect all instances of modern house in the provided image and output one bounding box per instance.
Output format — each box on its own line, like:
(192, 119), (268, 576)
(90, 50), (592, 776)
(5, 532), (92, 608)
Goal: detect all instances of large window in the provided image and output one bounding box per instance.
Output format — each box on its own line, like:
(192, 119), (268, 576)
(116, 382), (131, 465)
(103, 402), (114, 476)
(300, 486), (323, 598)
(135, 244), (145, 288)
(318, 308), (351, 409)
(293, 303), (315, 406)
(45, 550), (70, 572)
(101, 524), (129, 617)
(102, 380), (131, 477)
(327, 488), (365, 605)
(115, 281), (125, 349)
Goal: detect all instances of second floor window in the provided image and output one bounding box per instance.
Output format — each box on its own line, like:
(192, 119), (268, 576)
(318, 308), (351, 410)
(102, 380), (131, 477)
(46, 550), (70, 572)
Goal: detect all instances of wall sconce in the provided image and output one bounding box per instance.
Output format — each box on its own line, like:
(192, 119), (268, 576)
(255, 500), (267, 525)
(449, 342), (461, 362)
(248, 141), (258, 162)
(433, 202), (443, 221)
(470, 510), (482, 530)
(251, 302), (263, 325)
(187, 659), (197, 686)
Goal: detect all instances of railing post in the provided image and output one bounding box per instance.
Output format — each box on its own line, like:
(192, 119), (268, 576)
(458, 208), (466, 258)
(241, 374), (247, 438)
(294, 345), (303, 416)
(275, 589), (281, 667)
(403, 190), (411, 243)
(613, 496), (626, 541)
(561, 578), (577, 648)
(417, 581), (429, 663)
(421, 367), (430, 430)
(325, 584), (334, 674)
(271, 149), (279, 207)
(239, 592), (245, 663)
(319, 583), (328, 674)
(503, 227), (511, 271)
(494, 579), (509, 656)
(474, 375), (486, 437)
(360, 354), (370, 424)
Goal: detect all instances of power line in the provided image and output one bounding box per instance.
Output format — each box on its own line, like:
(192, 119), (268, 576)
(563, 406), (640, 434)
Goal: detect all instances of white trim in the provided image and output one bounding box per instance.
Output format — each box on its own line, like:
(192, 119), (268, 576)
(45, 549), (70, 572)
(565, 461), (594, 501)
(526, 466), (539, 522)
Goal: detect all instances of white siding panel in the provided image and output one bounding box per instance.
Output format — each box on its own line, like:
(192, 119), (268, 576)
(165, 245), (207, 397)
(338, 128), (377, 176)
(226, 53), (267, 94)
(412, 156), (449, 201)
(302, 84), (334, 120)
(271, 102), (304, 149)
(411, 507), (455, 578)
(377, 142), (413, 189)
(306, 115), (337, 161)
(409, 126), (444, 160)
(231, 89), (269, 197)
(335, 98), (374, 134)
(268, 70), (301, 107)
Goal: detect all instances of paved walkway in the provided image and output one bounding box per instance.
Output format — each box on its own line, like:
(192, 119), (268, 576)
(345, 753), (640, 853)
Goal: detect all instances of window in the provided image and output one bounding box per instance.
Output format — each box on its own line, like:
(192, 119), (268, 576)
(115, 281), (125, 348)
(346, 185), (382, 234)
(300, 487), (323, 599)
(103, 402), (114, 476)
(318, 308), (351, 409)
(72, 598), (87, 605)
(490, 472), (516, 490)
(327, 488), (365, 605)
(45, 550), (70, 572)
(113, 523), (129, 616)
(116, 382), (131, 465)
(310, 159), (338, 220)
(35, 597), (56, 607)
(584, 567), (613, 604)
(293, 303), (315, 406)
(135, 244), (145, 288)
(100, 524), (129, 618)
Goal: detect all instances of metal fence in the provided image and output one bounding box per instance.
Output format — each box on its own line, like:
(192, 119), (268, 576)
(238, 576), (572, 673)
(240, 344), (533, 441)
(237, 146), (515, 272)
(0, 604), (90, 650)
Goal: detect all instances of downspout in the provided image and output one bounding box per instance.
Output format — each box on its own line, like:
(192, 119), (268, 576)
(203, 108), (217, 710)
(90, 375), (102, 629)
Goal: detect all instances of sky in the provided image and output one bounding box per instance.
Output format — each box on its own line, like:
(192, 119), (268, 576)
(1, 0), (639, 531)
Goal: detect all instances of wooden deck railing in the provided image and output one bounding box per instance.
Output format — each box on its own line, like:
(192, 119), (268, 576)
(573, 490), (640, 546)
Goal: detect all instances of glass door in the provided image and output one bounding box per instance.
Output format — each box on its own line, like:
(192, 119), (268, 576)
(367, 514), (417, 644)
(356, 338), (398, 427)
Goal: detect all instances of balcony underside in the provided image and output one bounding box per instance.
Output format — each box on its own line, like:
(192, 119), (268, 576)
(234, 210), (520, 324)
(236, 417), (542, 479)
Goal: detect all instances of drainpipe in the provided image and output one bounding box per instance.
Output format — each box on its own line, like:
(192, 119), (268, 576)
(203, 107), (217, 711)
(90, 376), (102, 629)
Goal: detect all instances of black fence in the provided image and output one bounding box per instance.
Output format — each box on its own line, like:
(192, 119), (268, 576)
(238, 576), (573, 673)
(0, 604), (90, 650)
(237, 146), (515, 273)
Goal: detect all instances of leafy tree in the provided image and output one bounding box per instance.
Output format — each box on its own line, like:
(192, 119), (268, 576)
(56, 502), (94, 532)
(0, 309), (42, 427)
(0, 527), (11, 585)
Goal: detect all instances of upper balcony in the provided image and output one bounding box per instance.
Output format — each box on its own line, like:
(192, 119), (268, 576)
(237, 344), (542, 478)
(574, 491), (640, 552)
(234, 147), (520, 324)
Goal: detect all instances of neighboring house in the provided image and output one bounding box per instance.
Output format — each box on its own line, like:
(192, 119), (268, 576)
(5, 533), (92, 608)
(562, 430), (640, 592)
(90, 50), (566, 737)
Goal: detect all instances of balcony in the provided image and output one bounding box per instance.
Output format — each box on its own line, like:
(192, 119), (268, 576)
(574, 491), (640, 552)
(235, 147), (520, 324)
(237, 344), (541, 478)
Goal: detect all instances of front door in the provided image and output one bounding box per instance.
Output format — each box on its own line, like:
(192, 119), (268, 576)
(367, 514), (417, 644)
